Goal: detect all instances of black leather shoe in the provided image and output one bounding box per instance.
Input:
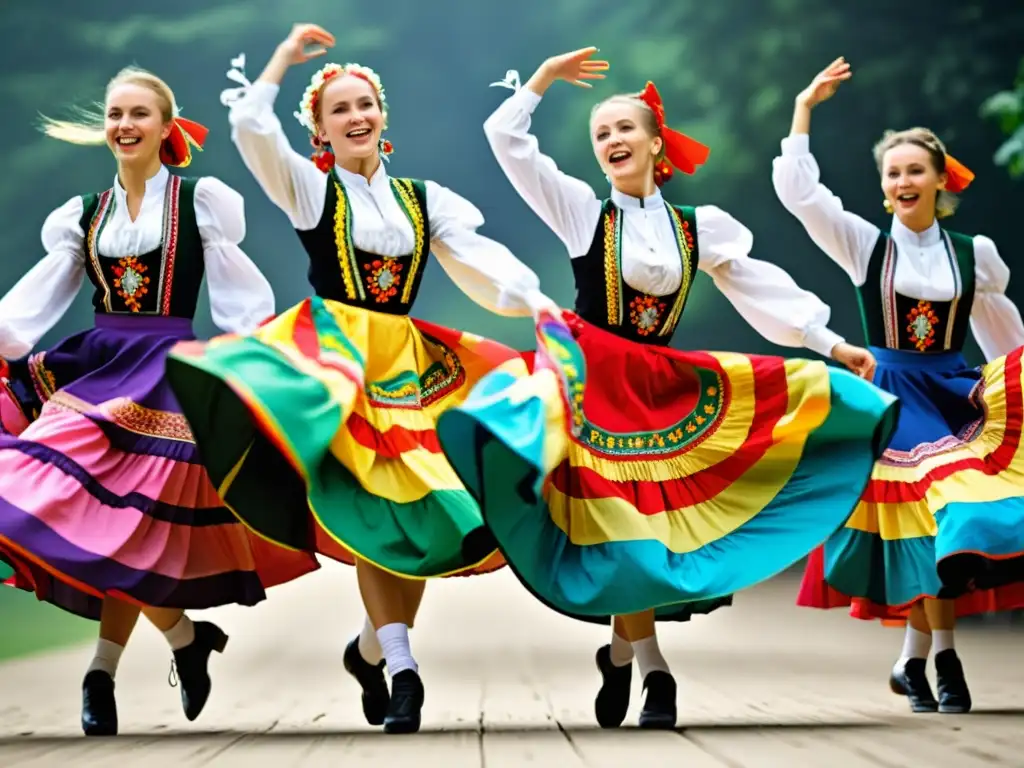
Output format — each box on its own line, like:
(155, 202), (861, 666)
(383, 669), (424, 734)
(170, 621), (229, 721)
(935, 649), (972, 714)
(343, 637), (389, 726)
(638, 671), (676, 729)
(594, 644), (631, 728)
(81, 670), (117, 736)
(889, 658), (939, 713)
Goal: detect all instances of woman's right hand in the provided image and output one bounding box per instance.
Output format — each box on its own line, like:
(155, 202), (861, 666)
(275, 23), (336, 67)
(796, 56), (851, 109)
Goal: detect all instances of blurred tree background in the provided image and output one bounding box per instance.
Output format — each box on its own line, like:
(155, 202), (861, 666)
(0, 0), (1021, 655)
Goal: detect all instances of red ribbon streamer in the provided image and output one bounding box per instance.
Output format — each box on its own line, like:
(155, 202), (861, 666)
(637, 81), (710, 181)
(159, 117), (209, 168)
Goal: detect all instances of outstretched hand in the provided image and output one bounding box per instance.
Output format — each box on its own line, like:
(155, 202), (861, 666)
(277, 23), (336, 66)
(796, 56), (851, 108)
(540, 47), (609, 88)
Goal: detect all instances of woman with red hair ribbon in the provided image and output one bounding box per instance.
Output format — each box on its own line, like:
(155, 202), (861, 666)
(434, 47), (899, 729)
(0, 65), (318, 736)
(775, 56), (1024, 716)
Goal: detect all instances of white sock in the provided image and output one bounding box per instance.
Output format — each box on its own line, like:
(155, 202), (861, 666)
(162, 615), (196, 651)
(609, 629), (634, 667)
(893, 626), (931, 674)
(376, 622), (418, 677)
(357, 616), (383, 664)
(932, 629), (955, 654)
(632, 634), (670, 679)
(900, 626), (932, 660)
(87, 638), (125, 678)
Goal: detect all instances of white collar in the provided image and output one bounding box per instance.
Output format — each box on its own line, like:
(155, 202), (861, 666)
(112, 165), (169, 205)
(610, 186), (664, 210)
(334, 160), (388, 189)
(890, 215), (941, 248)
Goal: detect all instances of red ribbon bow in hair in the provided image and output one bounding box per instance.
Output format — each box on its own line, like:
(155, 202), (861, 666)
(159, 117), (209, 169)
(637, 81), (710, 179)
(943, 153), (975, 194)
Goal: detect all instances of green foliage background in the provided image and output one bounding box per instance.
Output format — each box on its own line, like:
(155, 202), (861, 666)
(0, 0), (1021, 656)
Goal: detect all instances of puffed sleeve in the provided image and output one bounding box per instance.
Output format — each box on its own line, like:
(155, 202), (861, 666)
(483, 86), (603, 257)
(227, 80), (328, 230)
(771, 133), (881, 285)
(425, 180), (555, 317)
(0, 196), (87, 359)
(194, 177), (276, 334)
(969, 234), (1024, 362)
(695, 205), (845, 358)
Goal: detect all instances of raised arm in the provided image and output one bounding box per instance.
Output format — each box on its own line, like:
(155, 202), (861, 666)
(771, 57), (879, 284)
(220, 24), (338, 230)
(0, 197), (87, 359)
(969, 235), (1024, 362)
(426, 181), (556, 318)
(483, 49), (609, 257)
(195, 177), (276, 334)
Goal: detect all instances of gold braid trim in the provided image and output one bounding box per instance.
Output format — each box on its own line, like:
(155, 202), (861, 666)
(658, 207), (693, 337)
(391, 179), (426, 304)
(332, 180), (359, 300)
(603, 208), (620, 325)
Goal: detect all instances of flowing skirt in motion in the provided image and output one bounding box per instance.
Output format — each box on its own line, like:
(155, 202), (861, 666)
(798, 346), (1024, 622)
(436, 310), (900, 624)
(0, 314), (318, 620)
(164, 296), (526, 579)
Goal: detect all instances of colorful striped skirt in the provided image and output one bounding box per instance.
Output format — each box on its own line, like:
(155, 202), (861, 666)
(435, 311), (899, 624)
(797, 346), (1024, 621)
(163, 296), (520, 579)
(0, 314), (319, 621)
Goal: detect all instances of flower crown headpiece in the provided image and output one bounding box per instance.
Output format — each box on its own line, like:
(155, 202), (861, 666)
(219, 54), (393, 174)
(295, 62), (393, 172)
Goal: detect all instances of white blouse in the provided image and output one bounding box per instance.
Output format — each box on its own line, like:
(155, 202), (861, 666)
(772, 133), (1024, 362)
(482, 87), (846, 359)
(226, 81), (548, 317)
(0, 166), (275, 359)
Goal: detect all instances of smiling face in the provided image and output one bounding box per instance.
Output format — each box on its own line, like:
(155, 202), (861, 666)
(316, 74), (385, 163)
(104, 82), (172, 165)
(880, 141), (948, 227)
(590, 98), (663, 192)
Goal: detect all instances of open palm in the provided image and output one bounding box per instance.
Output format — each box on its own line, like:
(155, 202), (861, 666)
(798, 56), (852, 108)
(543, 47), (609, 88)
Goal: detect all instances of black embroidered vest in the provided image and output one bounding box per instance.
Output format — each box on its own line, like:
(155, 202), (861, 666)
(295, 172), (431, 316)
(856, 229), (975, 353)
(79, 176), (204, 318)
(571, 199), (699, 346)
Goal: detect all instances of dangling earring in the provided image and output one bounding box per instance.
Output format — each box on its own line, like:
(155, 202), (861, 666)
(882, 199), (894, 214)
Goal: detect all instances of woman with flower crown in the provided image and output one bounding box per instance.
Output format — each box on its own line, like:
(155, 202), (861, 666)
(433, 48), (899, 730)
(0, 65), (318, 737)
(163, 23), (558, 735)
(775, 57), (1024, 716)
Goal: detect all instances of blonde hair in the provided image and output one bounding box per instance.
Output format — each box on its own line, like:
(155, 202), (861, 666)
(873, 127), (959, 219)
(39, 66), (177, 146)
(590, 94), (670, 184)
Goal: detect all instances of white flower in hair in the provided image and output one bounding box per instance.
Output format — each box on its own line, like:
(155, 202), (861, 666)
(294, 62), (389, 135)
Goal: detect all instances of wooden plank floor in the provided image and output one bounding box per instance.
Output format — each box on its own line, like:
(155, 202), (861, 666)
(2, 563), (1023, 766)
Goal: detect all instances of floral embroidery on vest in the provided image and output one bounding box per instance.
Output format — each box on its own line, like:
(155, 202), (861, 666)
(906, 299), (939, 352)
(364, 258), (403, 302)
(113, 255), (151, 312)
